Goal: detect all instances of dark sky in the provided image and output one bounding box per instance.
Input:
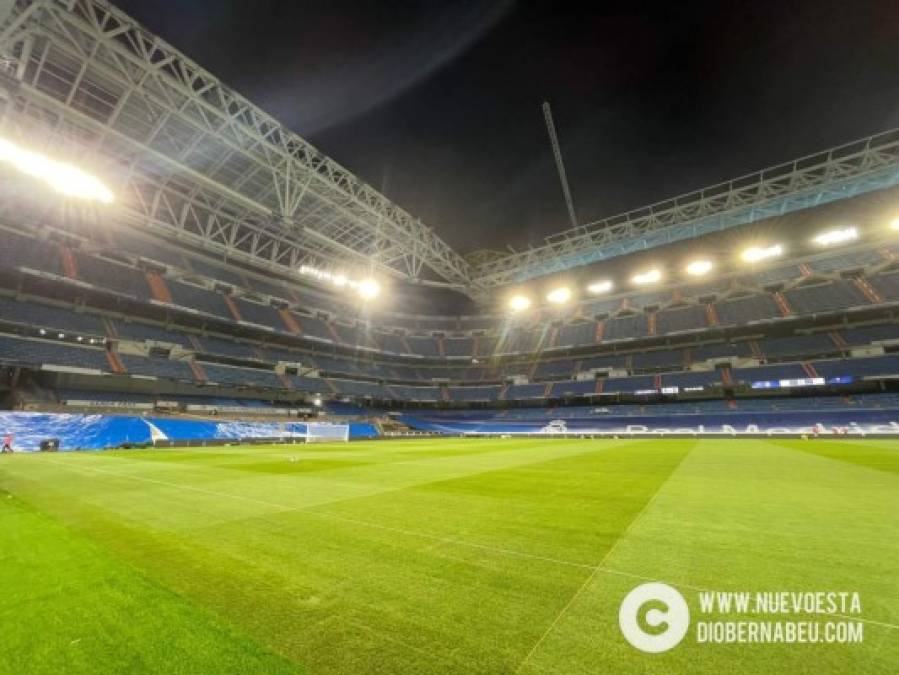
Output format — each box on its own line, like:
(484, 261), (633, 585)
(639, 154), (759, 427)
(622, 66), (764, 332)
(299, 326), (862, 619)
(117, 0), (899, 255)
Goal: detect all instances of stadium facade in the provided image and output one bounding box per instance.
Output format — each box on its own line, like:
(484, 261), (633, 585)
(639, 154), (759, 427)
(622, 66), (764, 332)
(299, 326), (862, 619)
(1, 0), (899, 447)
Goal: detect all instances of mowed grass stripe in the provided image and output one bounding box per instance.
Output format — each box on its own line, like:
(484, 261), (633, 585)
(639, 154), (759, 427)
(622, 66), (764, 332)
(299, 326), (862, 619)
(518, 439), (899, 675)
(0, 492), (298, 675)
(3, 438), (894, 673)
(0, 439), (692, 673)
(767, 438), (899, 476)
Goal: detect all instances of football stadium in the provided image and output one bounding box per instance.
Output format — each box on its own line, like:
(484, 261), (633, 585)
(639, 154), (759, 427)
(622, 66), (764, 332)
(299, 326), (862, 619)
(0, 1), (897, 673)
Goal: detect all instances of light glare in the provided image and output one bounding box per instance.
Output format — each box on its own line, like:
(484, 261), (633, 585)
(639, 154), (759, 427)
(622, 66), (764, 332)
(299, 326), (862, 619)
(358, 279), (380, 299)
(587, 280), (613, 294)
(813, 227), (858, 247)
(546, 287), (571, 304)
(686, 260), (713, 276)
(632, 268), (661, 285)
(741, 244), (783, 263)
(0, 137), (114, 203)
(509, 295), (531, 312)
(890, 217), (899, 231)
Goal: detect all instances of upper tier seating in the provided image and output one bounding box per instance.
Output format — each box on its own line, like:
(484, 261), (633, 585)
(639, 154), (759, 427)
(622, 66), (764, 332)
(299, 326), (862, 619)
(730, 363), (808, 383)
(199, 362), (284, 388)
(408, 336), (440, 357)
(869, 272), (899, 300)
(656, 305), (708, 334)
(199, 336), (261, 360)
(533, 359), (576, 379)
(715, 295), (780, 324)
(167, 282), (232, 320)
(506, 383), (548, 400)
(331, 379), (384, 397)
(0, 334), (109, 370)
(113, 320), (192, 347)
(185, 257), (246, 288)
(603, 375), (656, 393)
(0, 296), (105, 335)
(813, 355), (899, 378)
(783, 280), (869, 314)
(557, 321), (596, 347)
(444, 337), (474, 357)
(0, 231), (62, 275)
(112, 231), (188, 269)
(603, 314), (649, 341)
(448, 386), (500, 401)
(232, 298), (281, 330)
(294, 314), (333, 342)
(73, 253), (150, 298)
(840, 324), (898, 345)
(119, 354), (194, 380)
(761, 334), (836, 358)
(632, 349), (685, 370)
(388, 385), (441, 401)
(661, 370), (722, 388)
(551, 379), (597, 397)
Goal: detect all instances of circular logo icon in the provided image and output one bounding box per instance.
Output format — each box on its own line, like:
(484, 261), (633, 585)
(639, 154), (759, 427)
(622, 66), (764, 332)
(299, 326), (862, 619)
(619, 582), (690, 653)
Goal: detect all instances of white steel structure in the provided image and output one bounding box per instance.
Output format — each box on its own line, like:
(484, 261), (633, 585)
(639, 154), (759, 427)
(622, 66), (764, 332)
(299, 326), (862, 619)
(0, 0), (476, 293)
(3, 1), (899, 303)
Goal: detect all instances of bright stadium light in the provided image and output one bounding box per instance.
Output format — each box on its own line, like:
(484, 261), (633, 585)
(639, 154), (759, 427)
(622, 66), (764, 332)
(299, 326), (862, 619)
(813, 226), (858, 247)
(509, 295), (532, 312)
(890, 217), (899, 231)
(686, 260), (713, 276)
(741, 244), (783, 263)
(358, 279), (380, 300)
(632, 268), (661, 285)
(0, 137), (114, 203)
(546, 287), (571, 304)
(587, 280), (613, 294)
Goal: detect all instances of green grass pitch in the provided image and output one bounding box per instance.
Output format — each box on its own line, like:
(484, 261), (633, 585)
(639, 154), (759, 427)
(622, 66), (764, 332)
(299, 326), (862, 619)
(0, 437), (897, 673)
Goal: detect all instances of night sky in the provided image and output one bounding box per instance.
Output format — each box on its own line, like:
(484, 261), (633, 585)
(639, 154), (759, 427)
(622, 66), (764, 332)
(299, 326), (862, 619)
(117, 0), (899, 256)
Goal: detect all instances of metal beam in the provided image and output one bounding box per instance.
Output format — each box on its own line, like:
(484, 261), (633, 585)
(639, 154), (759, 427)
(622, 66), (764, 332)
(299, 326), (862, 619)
(0, 0), (480, 294)
(472, 128), (899, 288)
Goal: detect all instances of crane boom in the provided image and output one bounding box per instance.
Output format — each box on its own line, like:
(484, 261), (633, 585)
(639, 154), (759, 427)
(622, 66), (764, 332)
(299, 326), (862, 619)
(542, 101), (578, 229)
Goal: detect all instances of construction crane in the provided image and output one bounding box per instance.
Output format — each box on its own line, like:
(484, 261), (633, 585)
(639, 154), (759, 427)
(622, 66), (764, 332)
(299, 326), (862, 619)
(542, 101), (579, 230)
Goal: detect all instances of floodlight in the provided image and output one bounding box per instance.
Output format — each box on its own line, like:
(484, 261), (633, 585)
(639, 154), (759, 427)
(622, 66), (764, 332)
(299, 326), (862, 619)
(890, 217), (899, 231)
(509, 295), (531, 312)
(313, 396), (323, 407)
(813, 227), (858, 247)
(57, 333), (65, 339)
(741, 244), (783, 263)
(632, 268), (661, 285)
(587, 280), (613, 294)
(546, 287), (571, 304)
(686, 260), (713, 276)
(38, 328), (46, 335)
(358, 279), (380, 299)
(0, 137), (114, 203)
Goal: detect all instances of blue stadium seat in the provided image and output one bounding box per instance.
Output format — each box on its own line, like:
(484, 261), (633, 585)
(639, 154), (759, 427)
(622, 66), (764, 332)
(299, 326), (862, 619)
(0, 334), (109, 370)
(715, 295), (780, 325)
(0, 297), (105, 335)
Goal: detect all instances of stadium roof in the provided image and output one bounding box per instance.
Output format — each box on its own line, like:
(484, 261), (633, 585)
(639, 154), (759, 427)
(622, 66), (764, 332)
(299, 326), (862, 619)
(3, 0), (899, 304)
(0, 0), (476, 293)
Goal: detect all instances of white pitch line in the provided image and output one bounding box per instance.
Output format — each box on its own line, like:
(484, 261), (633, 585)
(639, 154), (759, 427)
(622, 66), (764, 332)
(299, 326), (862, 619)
(41, 456), (899, 638)
(513, 446), (688, 673)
